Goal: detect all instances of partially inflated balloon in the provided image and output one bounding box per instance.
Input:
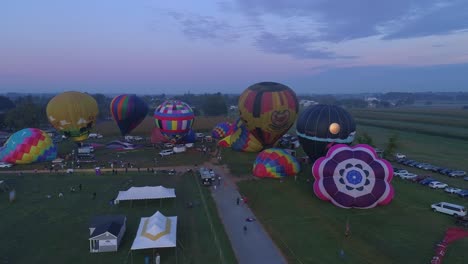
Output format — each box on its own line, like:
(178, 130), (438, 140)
(238, 82), (298, 147)
(0, 128), (57, 164)
(253, 148), (300, 178)
(313, 144), (394, 209)
(110, 94), (148, 135)
(296, 104), (356, 162)
(212, 122), (233, 139)
(153, 100), (194, 143)
(46, 91), (99, 142)
(220, 119), (262, 152)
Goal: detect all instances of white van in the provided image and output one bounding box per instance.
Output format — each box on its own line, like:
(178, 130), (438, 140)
(431, 202), (466, 217)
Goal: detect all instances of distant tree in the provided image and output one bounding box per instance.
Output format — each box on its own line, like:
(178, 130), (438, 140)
(0, 96), (15, 112)
(337, 99), (367, 108)
(92, 94), (111, 120)
(4, 98), (46, 130)
(202, 93), (227, 116)
(356, 132), (374, 147)
(314, 95), (337, 105)
(383, 133), (399, 159)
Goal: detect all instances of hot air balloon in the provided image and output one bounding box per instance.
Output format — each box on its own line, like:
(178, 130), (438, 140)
(46, 91), (99, 142)
(0, 128), (57, 164)
(212, 122), (233, 139)
(110, 94), (149, 136)
(219, 119), (263, 152)
(312, 144), (394, 209)
(296, 104), (356, 162)
(253, 148), (300, 178)
(153, 100), (194, 143)
(238, 82), (298, 148)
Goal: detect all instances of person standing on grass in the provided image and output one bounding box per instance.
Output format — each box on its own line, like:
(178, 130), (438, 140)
(243, 225), (247, 234)
(236, 197), (240, 205)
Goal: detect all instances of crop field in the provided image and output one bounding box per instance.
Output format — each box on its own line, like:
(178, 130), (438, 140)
(0, 172), (236, 264)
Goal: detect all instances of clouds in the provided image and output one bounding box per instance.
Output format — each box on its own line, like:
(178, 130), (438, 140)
(254, 32), (354, 59)
(168, 11), (240, 42)
(230, 0), (468, 41)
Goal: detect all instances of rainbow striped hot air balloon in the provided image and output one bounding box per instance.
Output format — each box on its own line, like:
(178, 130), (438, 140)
(153, 100), (194, 143)
(0, 128), (57, 164)
(212, 122), (233, 139)
(110, 94), (149, 136)
(253, 148), (300, 178)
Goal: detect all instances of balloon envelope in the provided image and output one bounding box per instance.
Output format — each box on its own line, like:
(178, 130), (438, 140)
(212, 122), (233, 139)
(110, 94), (148, 135)
(253, 148), (300, 178)
(296, 104), (356, 162)
(312, 144), (394, 209)
(238, 82), (298, 147)
(46, 91), (99, 142)
(0, 128), (57, 164)
(219, 119), (263, 152)
(154, 100), (194, 143)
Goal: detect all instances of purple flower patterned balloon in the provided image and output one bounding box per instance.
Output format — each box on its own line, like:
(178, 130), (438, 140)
(312, 144), (394, 209)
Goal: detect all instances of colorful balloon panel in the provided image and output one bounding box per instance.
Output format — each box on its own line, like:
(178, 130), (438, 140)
(212, 122), (233, 139)
(228, 119), (263, 152)
(296, 104), (356, 162)
(253, 148), (300, 178)
(238, 82), (298, 147)
(46, 91), (99, 142)
(0, 128), (57, 164)
(154, 100), (194, 143)
(110, 94), (148, 135)
(312, 144), (394, 209)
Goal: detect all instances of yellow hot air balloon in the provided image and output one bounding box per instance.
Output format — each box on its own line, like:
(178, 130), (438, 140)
(46, 91), (99, 142)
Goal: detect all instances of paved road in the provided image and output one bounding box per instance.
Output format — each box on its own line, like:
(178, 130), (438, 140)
(210, 172), (287, 264)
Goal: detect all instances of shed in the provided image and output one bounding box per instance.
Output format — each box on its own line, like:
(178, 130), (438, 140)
(89, 215), (127, 253)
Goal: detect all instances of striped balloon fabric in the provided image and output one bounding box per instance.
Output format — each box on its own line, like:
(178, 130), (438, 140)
(153, 100), (194, 142)
(110, 94), (149, 136)
(219, 118), (262, 152)
(253, 148), (300, 178)
(0, 128), (57, 164)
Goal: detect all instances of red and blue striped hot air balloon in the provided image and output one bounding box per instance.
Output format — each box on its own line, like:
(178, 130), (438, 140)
(0, 128), (57, 164)
(253, 148), (300, 178)
(110, 94), (149, 136)
(153, 100), (195, 143)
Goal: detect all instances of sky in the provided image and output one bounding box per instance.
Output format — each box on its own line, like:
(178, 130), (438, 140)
(1, 0), (468, 95)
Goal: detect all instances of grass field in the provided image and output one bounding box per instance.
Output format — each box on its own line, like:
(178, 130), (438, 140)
(0, 172), (236, 264)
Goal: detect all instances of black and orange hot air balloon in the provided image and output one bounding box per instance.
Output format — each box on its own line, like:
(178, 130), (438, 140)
(238, 82), (298, 148)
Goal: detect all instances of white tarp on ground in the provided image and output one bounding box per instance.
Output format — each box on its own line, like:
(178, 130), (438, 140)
(115, 186), (176, 202)
(131, 211), (177, 250)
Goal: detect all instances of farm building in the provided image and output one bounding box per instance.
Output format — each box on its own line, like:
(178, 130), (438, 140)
(89, 215), (127, 253)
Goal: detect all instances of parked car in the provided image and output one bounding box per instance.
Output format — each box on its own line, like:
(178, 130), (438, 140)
(431, 202), (466, 217)
(0, 162), (13, 168)
(415, 163), (430, 169)
(164, 143), (174, 148)
(399, 173), (418, 180)
(464, 177), (468, 181)
(420, 178), (437, 185)
(449, 170), (466, 177)
(458, 190), (468, 198)
(429, 181), (448, 189)
(409, 175), (430, 183)
(395, 153), (406, 159)
(444, 187), (462, 194)
(440, 169), (454, 176)
(394, 170), (409, 177)
(159, 149), (174, 157)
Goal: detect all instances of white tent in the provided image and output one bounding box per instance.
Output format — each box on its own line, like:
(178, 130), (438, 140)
(115, 186), (176, 202)
(131, 211), (177, 250)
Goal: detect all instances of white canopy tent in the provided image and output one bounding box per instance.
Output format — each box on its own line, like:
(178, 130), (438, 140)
(131, 211), (177, 250)
(115, 186), (176, 203)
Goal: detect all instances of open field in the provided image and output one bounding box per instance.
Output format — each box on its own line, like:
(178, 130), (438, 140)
(0, 171), (236, 264)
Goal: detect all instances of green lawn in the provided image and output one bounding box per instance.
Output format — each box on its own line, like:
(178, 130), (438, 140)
(0, 171), (236, 264)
